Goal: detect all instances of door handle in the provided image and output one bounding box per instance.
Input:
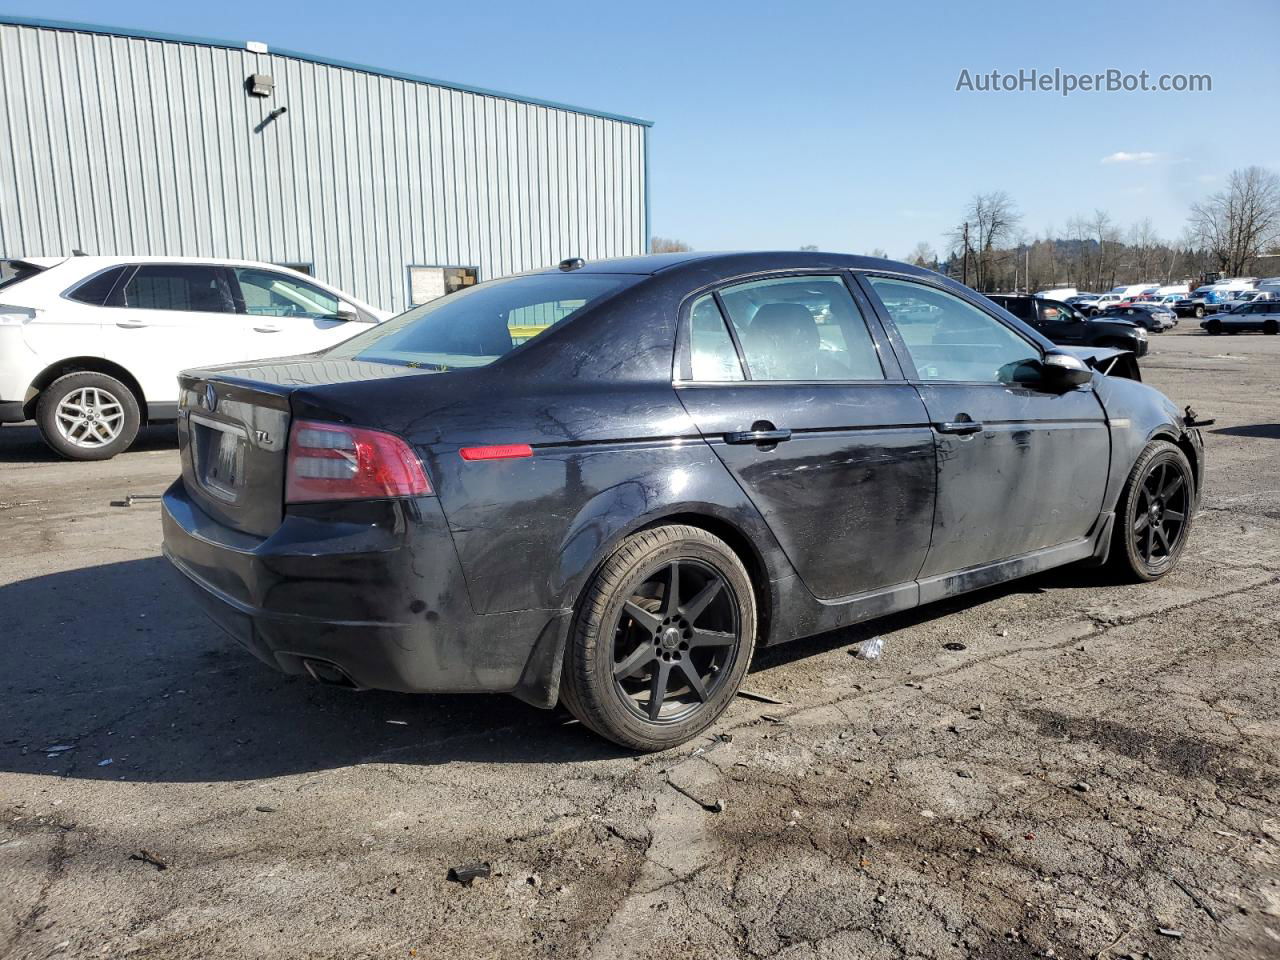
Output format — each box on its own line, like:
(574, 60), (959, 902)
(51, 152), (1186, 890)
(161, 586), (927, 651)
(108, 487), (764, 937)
(253, 323), (282, 333)
(116, 319), (148, 328)
(936, 420), (984, 435)
(725, 428), (792, 445)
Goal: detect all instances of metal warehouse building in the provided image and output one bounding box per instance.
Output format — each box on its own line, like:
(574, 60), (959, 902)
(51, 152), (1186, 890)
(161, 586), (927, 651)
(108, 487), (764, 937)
(0, 16), (651, 312)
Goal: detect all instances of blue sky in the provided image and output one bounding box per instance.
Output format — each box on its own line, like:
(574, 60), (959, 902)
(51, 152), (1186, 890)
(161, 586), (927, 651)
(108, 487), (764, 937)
(13, 0), (1279, 257)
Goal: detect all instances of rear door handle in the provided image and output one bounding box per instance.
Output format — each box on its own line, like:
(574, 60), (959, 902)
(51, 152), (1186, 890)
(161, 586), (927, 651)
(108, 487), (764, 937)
(936, 420), (983, 435)
(253, 323), (282, 333)
(116, 319), (148, 328)
(725, 428), (792, 445)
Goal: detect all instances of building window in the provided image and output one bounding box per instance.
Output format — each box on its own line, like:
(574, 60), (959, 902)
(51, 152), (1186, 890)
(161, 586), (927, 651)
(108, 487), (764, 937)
(408, 265), (478, 305)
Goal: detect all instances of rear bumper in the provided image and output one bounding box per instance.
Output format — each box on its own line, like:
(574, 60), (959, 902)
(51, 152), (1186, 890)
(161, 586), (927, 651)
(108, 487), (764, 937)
(161, 480), (571, 706)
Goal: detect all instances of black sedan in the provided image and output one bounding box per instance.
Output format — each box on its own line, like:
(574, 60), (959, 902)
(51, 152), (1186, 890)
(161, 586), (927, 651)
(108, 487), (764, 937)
(162, 252), (1205, 750)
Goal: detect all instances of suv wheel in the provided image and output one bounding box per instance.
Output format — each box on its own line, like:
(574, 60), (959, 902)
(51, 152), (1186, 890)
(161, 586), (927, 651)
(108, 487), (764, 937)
(1110, 440), (1194, 582)
(561, 524), (756, 751)
(36, 372), (141, 461)
(1194, 305), (1205, 319)
(1264, 319), (1278, 336)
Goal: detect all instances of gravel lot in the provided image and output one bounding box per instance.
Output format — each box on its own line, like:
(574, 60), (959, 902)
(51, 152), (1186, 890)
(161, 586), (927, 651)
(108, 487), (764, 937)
(2, 326), (1278, 960)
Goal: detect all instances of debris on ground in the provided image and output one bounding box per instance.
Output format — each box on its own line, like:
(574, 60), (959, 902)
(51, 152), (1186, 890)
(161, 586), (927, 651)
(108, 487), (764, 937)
(447, 862), (491, 885)
(736, 690), (785, 704)
(759, 714), (785, 724)
(129, 849), (168, 871)
(97, 758), (112, 766)
(1072, 781), (1091, 793)
(254, 805), (277, 813)
(44, 745), (75, 753)
(1156, 928), (1184, 939)
(853, 635), (885, 659)
(943, 642), (967, 651)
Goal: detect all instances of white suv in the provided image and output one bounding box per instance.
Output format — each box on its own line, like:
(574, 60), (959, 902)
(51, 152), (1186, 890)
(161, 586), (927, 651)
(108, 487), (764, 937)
(0, 256), (388, 460)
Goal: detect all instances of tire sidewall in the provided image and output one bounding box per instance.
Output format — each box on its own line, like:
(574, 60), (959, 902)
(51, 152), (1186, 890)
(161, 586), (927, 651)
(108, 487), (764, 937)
(36, 372), (141, 461)
(568, 528), (756, 750)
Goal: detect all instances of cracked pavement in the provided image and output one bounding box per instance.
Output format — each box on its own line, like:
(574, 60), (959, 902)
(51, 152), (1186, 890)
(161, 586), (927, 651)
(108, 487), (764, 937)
(2, 326), (1278, 959)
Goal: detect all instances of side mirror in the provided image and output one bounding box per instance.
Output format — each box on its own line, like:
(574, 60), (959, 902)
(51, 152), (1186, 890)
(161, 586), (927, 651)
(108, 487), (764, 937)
(333, 305), (358, 322)
(1040, 351), (1093, 388)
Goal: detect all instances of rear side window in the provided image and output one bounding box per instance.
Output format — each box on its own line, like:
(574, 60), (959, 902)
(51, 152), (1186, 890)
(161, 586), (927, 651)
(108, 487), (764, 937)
(66, 266), (129, 305)
(685, 294), (745, 381)
(330, 273), (638, 370)
(1000, 297), (1035, 321)
(867, 276), (1039, 383)
(121, 265), (235, 313)
(716, 275), (884, 381)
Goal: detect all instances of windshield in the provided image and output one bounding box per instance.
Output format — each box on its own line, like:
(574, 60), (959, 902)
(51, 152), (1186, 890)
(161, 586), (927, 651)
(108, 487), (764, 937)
(0, 259), (45, 291)
(326, 272), (639, 370)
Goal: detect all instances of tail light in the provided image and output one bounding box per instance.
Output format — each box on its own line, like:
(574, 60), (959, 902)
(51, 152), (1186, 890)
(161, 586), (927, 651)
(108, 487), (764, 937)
(285, 420), (431, 503)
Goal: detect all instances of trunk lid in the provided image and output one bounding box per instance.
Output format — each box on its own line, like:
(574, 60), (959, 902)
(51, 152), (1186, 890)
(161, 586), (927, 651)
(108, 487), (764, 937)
(178, 357), (443, 537)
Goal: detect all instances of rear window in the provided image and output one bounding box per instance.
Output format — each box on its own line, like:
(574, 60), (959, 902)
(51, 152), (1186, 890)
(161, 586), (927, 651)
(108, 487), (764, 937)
(0, 259), (46, 291)
(67, 266), (130, 305)
(329, 273), (639, 370)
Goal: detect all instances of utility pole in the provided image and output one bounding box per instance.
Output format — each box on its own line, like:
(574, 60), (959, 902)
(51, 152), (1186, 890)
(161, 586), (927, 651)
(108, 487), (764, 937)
(962, 222), (970, 287)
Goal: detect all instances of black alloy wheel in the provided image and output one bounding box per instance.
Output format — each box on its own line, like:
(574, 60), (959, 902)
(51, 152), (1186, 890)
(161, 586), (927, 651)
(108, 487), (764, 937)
(1112, 440), (1194, 581)
(560, 525), (755, 751)
(610, 559), (739, 724)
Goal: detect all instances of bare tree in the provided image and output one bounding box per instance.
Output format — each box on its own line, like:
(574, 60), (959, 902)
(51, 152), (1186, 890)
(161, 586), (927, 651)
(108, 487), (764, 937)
(906, 241), (936, 269)
(866, 247), (889, 259)
(947, 192), (1021, 291)
(799, 244), (819, 252)
(650, 236), (692, 253)
(1126, 218), (1162, 281)
(1188, 166), (1280, 276)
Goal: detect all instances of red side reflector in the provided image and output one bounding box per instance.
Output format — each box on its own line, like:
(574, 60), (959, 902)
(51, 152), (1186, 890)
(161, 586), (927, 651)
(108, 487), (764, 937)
(459, 444), (534, 461)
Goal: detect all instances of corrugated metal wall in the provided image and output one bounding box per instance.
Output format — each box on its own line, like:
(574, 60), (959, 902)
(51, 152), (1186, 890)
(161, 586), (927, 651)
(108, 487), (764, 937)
(0, 21), (649, 312)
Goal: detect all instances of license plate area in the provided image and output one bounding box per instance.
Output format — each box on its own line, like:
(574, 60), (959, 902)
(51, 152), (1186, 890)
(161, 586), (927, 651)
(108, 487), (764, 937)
(191, 415), (248, 503)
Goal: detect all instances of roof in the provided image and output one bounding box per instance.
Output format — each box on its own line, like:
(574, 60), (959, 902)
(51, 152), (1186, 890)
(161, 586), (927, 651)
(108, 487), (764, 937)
(533, 251), (935, 277)
(0, 15), (653, 128)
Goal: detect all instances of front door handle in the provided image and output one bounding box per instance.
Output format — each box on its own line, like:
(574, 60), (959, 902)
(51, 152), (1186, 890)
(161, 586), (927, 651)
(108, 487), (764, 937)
(116, 319), (148, 328)
(725, 428), (792, 445)
(254, 323), (282, 333)
(936, 420), (983, 435)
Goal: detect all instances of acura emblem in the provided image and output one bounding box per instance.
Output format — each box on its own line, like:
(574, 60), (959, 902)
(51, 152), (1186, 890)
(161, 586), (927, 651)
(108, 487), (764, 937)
(204, 384), (217, 411)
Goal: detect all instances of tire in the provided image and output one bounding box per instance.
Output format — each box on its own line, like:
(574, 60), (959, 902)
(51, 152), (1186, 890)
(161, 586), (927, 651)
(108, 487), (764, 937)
(36, 371), (141, 461)
(561, 524), (756, 751)
(1109, 440), (1194, 583)
(1194, 306), (1205, 319)
(1205, 319), (1221, 335)
(1264, 319), (1278, 336)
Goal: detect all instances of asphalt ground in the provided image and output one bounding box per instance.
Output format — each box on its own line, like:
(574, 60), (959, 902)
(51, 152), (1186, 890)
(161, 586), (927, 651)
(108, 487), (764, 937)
(2, 322), (1278, 959)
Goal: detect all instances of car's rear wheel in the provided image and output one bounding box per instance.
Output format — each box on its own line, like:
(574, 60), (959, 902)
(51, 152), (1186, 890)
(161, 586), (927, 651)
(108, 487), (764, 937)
(36, 371), (141, 461)
(561, 524), (755, 751)
(1109, 440), (1194, 582)
(1205, 318), (1221, 335)
(1194, 306), (1205, 319)
(1264, 319), (1278, 336)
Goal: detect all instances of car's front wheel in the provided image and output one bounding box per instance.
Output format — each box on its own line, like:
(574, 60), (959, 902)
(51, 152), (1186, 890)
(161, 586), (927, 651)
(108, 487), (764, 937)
(1110, 440), (1194, 582)
(561, 524), (756, 751)
(1264, 319), (1278, 336)
(1194, 306), (1205, 319)
(1205, 318), (1222, 335)
(36, 371), (141, 461)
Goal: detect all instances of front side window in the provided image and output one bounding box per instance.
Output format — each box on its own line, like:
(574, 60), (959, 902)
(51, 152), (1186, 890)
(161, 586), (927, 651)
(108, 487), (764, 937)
(867, 276), (1040, 383)
(716, 275), (883, 381)
(234, 269), (340, 319)
(329, 272), (637, 370)
(121, 265), (235, 313)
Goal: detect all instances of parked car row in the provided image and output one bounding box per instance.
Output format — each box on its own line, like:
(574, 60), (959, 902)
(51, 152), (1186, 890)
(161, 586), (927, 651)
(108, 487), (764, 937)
(0, 256), (388, 459)
(985, 294), (1149, 355)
